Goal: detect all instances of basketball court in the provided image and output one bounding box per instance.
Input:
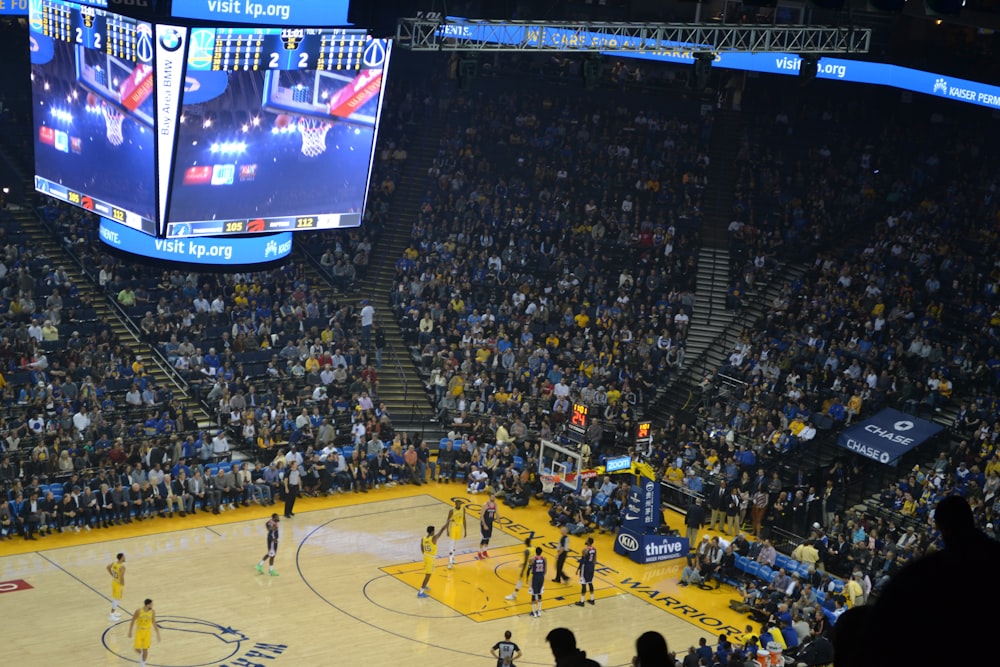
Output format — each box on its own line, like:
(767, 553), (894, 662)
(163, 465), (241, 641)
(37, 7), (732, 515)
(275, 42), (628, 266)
(0, 483), (749, 666)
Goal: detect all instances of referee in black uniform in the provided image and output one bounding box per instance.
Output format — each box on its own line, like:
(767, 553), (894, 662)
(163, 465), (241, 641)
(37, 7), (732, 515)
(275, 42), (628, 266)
(283, 460), (301, 518)
(552, 525), (570, 583)
(491, 630), (521, 667)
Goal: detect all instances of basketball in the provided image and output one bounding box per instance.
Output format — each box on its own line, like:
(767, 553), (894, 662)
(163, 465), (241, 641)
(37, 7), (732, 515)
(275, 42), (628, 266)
(274, 113), (293, 130)
(86, 92), (98, 108)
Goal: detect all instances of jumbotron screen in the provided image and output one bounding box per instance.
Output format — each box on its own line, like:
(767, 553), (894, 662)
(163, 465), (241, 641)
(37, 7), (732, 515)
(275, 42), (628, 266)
(163, 26), (391, 238)
(29, 0), (157, 235)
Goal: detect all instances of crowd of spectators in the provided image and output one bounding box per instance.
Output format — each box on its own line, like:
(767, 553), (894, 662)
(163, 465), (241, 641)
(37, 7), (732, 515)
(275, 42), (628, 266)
(5, 52), (1000, 667)
(0, 72), (421, 539)
(390, 84), (709, 455)
(646, 85), (1000, 644)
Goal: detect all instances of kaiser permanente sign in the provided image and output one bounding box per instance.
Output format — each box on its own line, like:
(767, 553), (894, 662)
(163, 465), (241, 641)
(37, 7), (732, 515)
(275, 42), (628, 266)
(837, 408), (943, 466)
(442, 18), (1000, 112)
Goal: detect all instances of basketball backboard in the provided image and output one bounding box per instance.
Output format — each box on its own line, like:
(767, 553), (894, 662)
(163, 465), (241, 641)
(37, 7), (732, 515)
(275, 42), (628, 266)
(75, 45), (154, 127)
(262, 68), (380, 127)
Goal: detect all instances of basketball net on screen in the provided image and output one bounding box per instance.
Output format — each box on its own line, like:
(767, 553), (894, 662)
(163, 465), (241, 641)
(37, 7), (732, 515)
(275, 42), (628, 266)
(101, 102), (125, 147)
(298, 117), (331, 158)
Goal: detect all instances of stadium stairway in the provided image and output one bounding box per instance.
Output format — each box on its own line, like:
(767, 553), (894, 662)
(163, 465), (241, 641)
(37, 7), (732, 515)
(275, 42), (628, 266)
(649, 254), (806, 426)
(14, 208), (215, 429)
(345, 119), (452, 434)
(699, 109), (745, 249)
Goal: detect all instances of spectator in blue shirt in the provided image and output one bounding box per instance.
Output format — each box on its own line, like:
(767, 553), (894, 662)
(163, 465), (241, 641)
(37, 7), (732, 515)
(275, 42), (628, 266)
(684, 468), (704, 494)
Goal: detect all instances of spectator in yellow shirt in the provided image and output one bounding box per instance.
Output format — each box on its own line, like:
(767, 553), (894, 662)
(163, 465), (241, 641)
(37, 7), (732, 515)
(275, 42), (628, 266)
(846, 392), (863, 424)
(605, 386), (622, 405)
(304, 355), (320, 374)
(664, 463), (684, 486)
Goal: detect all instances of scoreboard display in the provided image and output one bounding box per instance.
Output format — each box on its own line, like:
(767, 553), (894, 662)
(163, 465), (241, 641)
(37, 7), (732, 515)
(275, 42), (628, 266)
(29, 0), (157, 235)
(636, 421), (652, 447)
(568, 402), (590, 436)
(163, 26), (391, 238)
(28, 0), (393, 246)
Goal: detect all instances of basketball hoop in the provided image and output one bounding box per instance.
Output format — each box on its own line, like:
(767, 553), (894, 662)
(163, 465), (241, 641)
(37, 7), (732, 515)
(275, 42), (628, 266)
(297, 117), (331, 158)
(101, 102), (124, 147)
(540, 474), (561, 493)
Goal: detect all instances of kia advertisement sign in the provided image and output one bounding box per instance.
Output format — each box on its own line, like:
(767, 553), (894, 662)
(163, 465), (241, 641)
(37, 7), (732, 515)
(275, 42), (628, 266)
(614, 528), (689, 564)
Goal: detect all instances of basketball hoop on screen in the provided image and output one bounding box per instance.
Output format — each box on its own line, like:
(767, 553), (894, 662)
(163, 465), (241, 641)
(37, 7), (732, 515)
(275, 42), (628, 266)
(297, 117), (331, 158)
(102, 104), (125, 147)
(86, 93), (124, 147)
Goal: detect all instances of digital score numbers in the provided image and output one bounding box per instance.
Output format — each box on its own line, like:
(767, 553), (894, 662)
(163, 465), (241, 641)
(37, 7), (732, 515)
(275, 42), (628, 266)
(37, 0), (146, 62)
(569, 403), (589, 435)
(211, 27), (367, 72)
(636, 421), (652, 444)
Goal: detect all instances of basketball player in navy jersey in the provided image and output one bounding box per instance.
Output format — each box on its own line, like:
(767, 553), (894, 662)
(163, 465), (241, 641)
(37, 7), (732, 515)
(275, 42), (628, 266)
(477, 491), (498, 560)
(505, 537), (533, 600)
(256, 513), (280, 576)
(575, 536), (597, 606)
(552, 525), (571, 583)
(529, 547), (547, 617)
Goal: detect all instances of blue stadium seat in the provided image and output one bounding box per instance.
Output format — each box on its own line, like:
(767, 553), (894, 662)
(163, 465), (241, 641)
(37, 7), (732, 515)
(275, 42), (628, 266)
(746, 561), (762, 581)
(774, 553), (793, 572)
(735, 555), (750, 573)
(512, 456), (524, 471)
(758, 565), (774, 583)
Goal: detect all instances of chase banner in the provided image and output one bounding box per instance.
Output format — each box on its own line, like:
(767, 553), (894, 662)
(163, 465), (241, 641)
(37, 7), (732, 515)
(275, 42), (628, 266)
(837, 408), (943, 466)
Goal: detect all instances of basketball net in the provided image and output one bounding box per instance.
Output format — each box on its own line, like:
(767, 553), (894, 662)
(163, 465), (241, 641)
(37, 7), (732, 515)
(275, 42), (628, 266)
(102, 102), (125, 147)
(540, 474), (561, 493)
(297, 117), (331, 158)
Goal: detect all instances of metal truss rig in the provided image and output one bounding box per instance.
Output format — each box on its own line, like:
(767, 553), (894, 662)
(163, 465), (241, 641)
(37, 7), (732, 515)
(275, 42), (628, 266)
(396, 18), (872, 55)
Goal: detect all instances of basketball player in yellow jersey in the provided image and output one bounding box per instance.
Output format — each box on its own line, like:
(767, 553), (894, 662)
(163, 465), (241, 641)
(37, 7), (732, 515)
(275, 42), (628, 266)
(505, 537), (533, 600)
(106, 552), (126, 621)
(417, 523), (447, 598)
(447, 499), (467, 569)
(128, 598), (160, 667)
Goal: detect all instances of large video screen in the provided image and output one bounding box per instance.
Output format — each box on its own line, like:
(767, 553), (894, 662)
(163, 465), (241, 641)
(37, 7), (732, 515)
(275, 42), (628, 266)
(164, 27), (391, 238)
(29, 0), (157, 235)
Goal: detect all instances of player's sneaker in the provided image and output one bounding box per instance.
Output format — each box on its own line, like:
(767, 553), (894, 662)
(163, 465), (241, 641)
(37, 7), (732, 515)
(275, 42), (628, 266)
(417, 591), (429, 598)
(109, 613), (121, 621)
(575, 601), (585, 607)
(269, 570), (279, 577)
(482, 551), (490, 558)
(256, 564), (264, 574)
(587, 599), (595, 605)
(505, 593), (516, 601)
